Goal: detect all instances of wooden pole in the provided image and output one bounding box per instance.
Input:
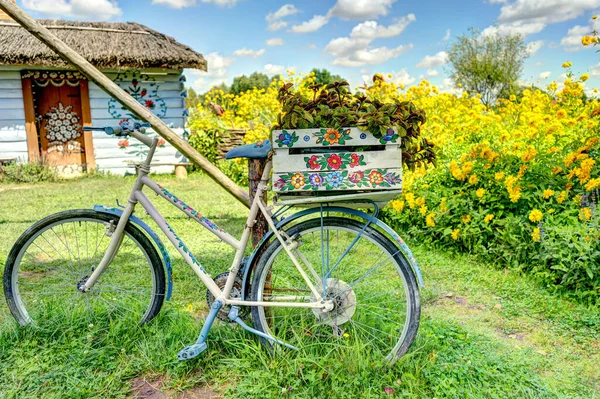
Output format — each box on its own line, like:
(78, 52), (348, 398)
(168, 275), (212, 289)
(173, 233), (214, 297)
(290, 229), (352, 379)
(0, 0), (250, 208)
(248, 159), (268, 248)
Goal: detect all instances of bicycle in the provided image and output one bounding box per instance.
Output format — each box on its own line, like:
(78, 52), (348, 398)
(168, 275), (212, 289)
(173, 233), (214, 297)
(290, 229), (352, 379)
(3, 121), (422, 364)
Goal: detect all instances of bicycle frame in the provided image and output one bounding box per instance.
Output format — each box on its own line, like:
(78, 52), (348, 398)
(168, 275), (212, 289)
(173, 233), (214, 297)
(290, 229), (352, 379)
(81, 132), (328, 311)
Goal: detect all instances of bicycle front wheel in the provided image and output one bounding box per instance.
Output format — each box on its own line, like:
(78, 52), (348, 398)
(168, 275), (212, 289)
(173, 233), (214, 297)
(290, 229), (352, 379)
(251, 217), (420, 364)
(4, 209), (165, 327)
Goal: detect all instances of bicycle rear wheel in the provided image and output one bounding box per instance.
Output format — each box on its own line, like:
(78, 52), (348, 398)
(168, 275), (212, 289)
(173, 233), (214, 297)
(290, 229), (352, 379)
(251, 217), (420, 364)
(4, 209), (165, 326)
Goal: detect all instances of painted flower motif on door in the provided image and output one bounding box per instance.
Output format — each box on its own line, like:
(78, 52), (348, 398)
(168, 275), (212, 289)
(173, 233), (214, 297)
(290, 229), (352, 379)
(42, 102), (82, 145)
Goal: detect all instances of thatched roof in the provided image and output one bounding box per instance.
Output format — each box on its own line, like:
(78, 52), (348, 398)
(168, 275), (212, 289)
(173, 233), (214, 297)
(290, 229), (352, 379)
(0, 19), (206, 71)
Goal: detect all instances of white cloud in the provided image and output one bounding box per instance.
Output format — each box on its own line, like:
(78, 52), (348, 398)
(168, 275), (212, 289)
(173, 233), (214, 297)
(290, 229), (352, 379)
(333, 44), (413, 67)
(539, 71), (552, 79)
(264, 64), (290, 76)
(426, 69), (439, 77)
(326, 37), (371, 58)
(483, 0), (600, 37)
(559, 20), (600, 51)
(152, 0), (194, 7)
(536, 61), (543, 66)
(393, 69), (416, 86)
(291, 15), (330, 33)
(152, 0), (239, 7)
(443, 29), (451, 41)
(266, 4), (300, 31)
(590, 62), (600, 77)
(481, 21), (546, 36)
(187, 52), (234, 92)
(329, 0), (397, 20)
(233, 48), (266, 58)
(416, 51), (448, 68)
(23, 0), (121, 20)
(561, 25), (590, 51)
(266, 38), (285, 46)
(308, 43), (317, 49)
(267, 21), (288, 31)
(497, 0), (600, 25)
(325, 14), (415, 66)
(526, 40), (544, 55)
(350, 14), (416, 40)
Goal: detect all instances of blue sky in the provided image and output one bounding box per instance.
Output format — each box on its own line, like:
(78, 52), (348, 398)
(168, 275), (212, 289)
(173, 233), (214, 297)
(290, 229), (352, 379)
(16, 0), (600, 94)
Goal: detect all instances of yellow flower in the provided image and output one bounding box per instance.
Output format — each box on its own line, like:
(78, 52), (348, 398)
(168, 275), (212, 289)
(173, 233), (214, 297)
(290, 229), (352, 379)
(484, 214), (494, 223)
(581, 36), (594, 46)
(469, 174), (478, 184)
(451, 229), (460, 240)
(580, 73), (589, 82)
(594, 15), (598, 19)
(476, 188), (486, 198)
(461, 215), (471, 223)
(529, 209), (543, 222)
(419, 205), (428, 216)
(426, 212), (436, 227)
(495, 171), (505, 181)
(415, 197), (426, 207)
(542, 189), (555, 199)
(562, 61), (572, 68)
(580, 207), (592, 221)
(405, 192), (416, 209)
(390, 200), (405, 212)
(521, 147), (538, 162)
(551, 166), (562, 175)
(509, 95), (516, 101)
(585, 178), (600, 191)
(531, 227), (541, 242)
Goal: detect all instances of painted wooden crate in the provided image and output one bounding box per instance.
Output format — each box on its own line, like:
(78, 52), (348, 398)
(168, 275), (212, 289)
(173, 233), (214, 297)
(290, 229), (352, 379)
(272, 127), (402, 195)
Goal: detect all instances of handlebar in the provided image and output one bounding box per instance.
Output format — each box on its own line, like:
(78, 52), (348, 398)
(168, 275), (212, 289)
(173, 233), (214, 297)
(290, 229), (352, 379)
(83, 121), (154, 147)
(83, 121), (151, 136)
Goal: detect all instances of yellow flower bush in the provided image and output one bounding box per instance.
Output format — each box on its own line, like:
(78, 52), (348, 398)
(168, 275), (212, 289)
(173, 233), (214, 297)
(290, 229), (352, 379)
(376, 62), (600, 301)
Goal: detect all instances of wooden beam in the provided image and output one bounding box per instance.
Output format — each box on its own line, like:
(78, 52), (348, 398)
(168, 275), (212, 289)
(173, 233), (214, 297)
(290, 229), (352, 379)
(0, 0), (250, 208)
(20, 77), (39, 161)
(79, 79), (95, 171)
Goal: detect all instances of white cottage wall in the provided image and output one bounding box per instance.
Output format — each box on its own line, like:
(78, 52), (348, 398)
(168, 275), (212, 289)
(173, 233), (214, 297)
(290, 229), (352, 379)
(0, 71), (27, 162)
(89, 70), (189, 175)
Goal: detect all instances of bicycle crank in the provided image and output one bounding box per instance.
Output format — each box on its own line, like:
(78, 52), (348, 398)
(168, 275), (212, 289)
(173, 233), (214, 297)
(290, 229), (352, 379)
(206, 272), (249, 321)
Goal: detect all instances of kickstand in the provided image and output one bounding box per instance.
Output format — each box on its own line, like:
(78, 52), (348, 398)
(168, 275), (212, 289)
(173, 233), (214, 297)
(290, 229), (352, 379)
(177, 300), (223, 361)
(227, 306), (298, 351)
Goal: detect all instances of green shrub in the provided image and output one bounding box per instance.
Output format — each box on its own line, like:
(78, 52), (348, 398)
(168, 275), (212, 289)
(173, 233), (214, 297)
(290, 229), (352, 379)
(0, 158), (57, 184)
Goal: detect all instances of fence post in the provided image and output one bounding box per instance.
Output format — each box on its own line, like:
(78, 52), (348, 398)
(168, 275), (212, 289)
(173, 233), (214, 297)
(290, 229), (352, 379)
(248, 158), (268, 248)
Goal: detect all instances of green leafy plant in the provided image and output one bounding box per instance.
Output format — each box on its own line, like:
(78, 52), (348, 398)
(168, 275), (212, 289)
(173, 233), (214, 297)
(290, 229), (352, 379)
(0, 158), (57, 184)
(273, 79), (435, 170)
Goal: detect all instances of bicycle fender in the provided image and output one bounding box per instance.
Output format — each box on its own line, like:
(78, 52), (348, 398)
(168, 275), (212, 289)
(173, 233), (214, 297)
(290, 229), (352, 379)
(93, 205), (174, 301)
(241, 206), (424, 300)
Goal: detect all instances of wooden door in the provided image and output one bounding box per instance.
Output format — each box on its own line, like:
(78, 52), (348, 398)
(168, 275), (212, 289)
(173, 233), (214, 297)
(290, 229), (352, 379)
(34, 82), (86, 176)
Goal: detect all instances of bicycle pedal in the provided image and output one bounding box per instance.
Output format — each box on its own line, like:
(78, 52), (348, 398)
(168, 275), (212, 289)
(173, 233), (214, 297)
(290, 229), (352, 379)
(177, 342), (207, 361)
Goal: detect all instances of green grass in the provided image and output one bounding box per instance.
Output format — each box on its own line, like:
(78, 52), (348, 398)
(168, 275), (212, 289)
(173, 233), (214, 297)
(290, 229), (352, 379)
(0, 173), (598, 399)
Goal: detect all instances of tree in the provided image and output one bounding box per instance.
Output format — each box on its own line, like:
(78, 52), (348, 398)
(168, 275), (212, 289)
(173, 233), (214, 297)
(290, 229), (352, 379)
(230, 72), (275, 95)
(447, 28), (528, 105)
(310, 68), (343, 85)
(186, 87), (200, 110)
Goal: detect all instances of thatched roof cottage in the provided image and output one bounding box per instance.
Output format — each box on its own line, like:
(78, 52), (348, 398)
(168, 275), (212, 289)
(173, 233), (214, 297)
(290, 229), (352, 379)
(0, 18), (206, 176)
